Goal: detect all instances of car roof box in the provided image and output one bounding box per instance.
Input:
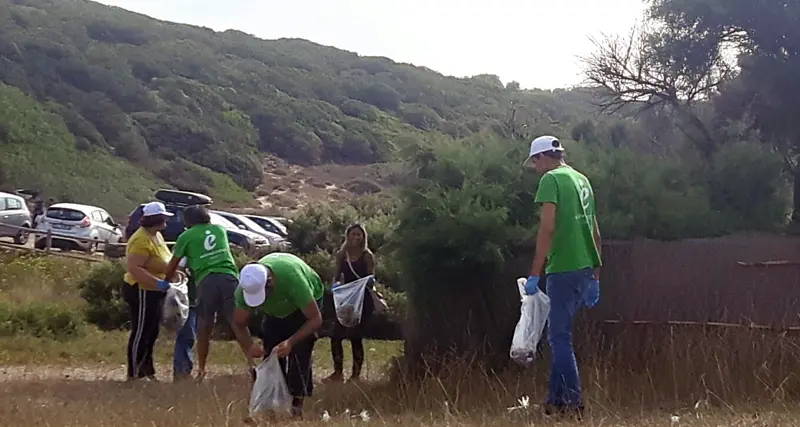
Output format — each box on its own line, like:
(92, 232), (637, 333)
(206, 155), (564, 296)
(154, 189), (212, 206)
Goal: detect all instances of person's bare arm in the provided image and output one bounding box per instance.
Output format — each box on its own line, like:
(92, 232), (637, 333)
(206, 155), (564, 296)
(288, 300), (323, 346)
(164, 256), (181, 282)
(126, 253), (161, 289)
(364, 251), (376, 276)
(232, 308), (258, 367)
(530, 202), (557, 277)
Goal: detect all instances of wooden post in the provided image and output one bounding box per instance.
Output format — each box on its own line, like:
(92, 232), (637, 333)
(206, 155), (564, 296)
(45, 229), (52, 252)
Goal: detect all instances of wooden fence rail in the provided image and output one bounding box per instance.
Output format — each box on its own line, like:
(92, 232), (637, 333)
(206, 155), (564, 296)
(0, 221), (177, 256)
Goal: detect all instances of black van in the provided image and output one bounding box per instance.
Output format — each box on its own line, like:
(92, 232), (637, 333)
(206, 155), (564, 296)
(124, 189), (212, 241)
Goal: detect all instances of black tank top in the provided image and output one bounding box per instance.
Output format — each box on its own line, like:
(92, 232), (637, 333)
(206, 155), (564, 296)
(341, 252), (369, 284)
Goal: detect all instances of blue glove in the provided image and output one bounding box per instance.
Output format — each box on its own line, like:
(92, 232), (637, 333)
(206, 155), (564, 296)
(156, 279), (170, 292)
(584, 279), (600, 308)
(524, 276), (540, 295)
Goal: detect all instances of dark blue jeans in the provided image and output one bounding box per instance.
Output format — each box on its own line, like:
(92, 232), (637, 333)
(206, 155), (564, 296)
(545, 267), (593, 408)
(173, 307), (197, 378)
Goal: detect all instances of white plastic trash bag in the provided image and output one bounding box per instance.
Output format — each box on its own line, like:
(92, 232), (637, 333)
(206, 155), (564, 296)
(332, 275), (374, 328)
(249, 349), (292, 417)
(161, 277), (189, 334)
(510, 277), (551, 365)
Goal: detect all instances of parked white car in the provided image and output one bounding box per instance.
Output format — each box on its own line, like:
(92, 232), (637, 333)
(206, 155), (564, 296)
(243, 214), (289, 239)
(34, 203), (123, 253)
(0, 191), (33, 244)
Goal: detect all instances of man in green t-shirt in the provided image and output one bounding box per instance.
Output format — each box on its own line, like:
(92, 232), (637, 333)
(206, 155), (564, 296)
(522, 135), (602, 418)
(230, 252), (324, 418)
(165, 206), (245, 381)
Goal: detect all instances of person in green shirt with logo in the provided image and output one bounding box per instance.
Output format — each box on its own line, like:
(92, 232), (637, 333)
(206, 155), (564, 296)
(165, 206), (248, 382)
(230, 252), (324, 419)
(522, 135), (602, 418)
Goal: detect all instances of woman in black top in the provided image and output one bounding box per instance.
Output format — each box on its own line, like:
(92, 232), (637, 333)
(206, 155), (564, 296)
(324, 223), (376, 383)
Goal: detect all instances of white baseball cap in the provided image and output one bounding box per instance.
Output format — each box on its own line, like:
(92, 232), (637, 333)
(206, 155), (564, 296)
(142, 201), (174, 217)
(523, 135), (565, 166)
(239, 263), (270, 307)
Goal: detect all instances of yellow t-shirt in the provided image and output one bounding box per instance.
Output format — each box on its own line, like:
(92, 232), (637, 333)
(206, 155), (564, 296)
(123, 227), (172, 288)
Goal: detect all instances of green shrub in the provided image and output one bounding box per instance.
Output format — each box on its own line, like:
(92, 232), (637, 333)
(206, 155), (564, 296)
(79, 260), (129, 330)
(0, 302), (87, 339)
(302, 250), (337, 284)
(288, 203), (359, 254)
(394, 135), (534, 371)
(374, 253), (402, 291)
(378, 283), (407, 326)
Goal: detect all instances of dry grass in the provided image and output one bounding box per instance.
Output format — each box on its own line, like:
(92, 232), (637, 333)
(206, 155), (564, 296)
(3, 252), (800, 425)
(4, 324), (800, 427)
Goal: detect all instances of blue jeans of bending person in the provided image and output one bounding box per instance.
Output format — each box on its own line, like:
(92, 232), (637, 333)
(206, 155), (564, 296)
(545, 267), (593, 409)
(173, 307), (197, 379)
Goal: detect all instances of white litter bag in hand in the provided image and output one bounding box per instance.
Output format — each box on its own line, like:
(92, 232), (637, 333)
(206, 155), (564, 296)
(161, 278), (190, 334)
(510, 277), (550, 365)
(249, 349), (292, 417)
(332, 275), (374, 328)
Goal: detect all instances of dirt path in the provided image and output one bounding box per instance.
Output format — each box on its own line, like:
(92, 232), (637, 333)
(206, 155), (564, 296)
(0, 364), (243, 383)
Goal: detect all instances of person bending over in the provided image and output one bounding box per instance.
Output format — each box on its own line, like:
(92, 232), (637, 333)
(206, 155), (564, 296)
(230, 252), (324, 418)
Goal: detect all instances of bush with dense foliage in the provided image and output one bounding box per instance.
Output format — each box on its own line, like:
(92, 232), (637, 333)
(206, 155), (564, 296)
(390, 132), (790, 373)
(0, 302), (86, 339)
(78, 260), (129, 330)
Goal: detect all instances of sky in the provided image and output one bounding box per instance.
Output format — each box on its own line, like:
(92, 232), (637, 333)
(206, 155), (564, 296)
(96, 0), (646, 90)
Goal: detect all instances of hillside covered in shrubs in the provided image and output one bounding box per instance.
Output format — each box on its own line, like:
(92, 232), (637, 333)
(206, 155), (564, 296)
(0, 0), (601, 208)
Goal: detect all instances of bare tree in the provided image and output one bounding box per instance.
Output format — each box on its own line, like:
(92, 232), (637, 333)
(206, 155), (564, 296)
(580, 24), (734, 158)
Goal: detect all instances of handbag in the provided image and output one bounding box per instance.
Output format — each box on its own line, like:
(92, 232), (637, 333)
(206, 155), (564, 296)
(346, 252), (389, 316)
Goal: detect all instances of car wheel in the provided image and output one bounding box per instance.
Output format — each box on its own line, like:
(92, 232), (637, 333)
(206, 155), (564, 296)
(14, 226), (30, 245)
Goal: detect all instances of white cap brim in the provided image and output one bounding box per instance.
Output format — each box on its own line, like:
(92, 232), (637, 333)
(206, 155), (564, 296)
(243, 288), (266, 307)
(522, 155), (534, 167)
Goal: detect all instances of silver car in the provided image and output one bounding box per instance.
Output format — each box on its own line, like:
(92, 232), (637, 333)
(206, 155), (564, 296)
(243, 214), (289, 238)
(213, 210), (289, 249)
(0, 191), (33, 244)
(34, 203), (123, 253)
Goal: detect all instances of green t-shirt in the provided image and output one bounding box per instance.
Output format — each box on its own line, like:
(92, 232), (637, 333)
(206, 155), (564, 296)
(173, 224), (238, 285)
(534, 165), (602, 274)
(234, 252), (324, 318)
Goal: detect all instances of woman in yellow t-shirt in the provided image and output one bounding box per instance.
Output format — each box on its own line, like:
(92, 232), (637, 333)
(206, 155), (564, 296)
(123, 201), (174, 381)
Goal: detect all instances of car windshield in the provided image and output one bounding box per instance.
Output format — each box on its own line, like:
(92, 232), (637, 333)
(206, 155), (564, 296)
(46, 208), (86, 221)
(209, 212), (238, 229)
(247, 215), (287, 235)
(266, 218), (288, 234)
(231, 214), (271, 235)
